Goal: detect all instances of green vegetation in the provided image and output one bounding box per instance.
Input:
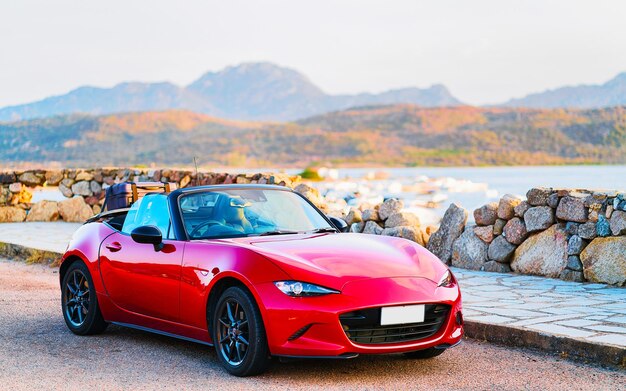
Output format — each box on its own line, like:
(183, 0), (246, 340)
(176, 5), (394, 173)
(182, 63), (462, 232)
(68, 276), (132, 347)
(298, 167), (323, 181)
(1, 105), (625, 167)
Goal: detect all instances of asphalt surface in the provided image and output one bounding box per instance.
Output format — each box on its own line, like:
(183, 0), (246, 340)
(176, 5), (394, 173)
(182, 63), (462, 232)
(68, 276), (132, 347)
(0, 259), (624, 391)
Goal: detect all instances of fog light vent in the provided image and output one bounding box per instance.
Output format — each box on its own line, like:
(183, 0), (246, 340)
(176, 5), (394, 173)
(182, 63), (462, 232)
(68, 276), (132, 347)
(456, 311), (463, 326)
(288, 324), (313, 341)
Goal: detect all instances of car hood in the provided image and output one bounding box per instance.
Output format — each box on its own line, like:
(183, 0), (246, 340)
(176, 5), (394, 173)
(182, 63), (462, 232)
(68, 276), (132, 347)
(228, 233), (448, 290)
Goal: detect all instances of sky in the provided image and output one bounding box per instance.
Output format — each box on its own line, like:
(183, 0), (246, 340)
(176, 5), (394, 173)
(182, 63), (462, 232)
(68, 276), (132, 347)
(1, 0), (625, 107)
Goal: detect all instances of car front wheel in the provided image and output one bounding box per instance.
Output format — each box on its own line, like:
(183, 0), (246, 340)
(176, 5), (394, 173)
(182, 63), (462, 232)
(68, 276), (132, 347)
(212, 286), (271, 376)
(61, 261), (108, 335)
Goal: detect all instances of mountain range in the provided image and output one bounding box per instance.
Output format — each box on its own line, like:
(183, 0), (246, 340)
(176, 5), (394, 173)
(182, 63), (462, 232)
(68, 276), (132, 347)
(0, 63), (461, 122)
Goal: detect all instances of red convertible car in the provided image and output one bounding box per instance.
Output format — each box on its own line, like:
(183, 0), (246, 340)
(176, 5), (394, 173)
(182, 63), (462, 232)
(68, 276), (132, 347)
(60, 184), (463, 376)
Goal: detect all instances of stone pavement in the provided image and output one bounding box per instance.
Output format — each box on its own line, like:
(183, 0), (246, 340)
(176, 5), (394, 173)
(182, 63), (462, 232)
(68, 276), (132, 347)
(0, 222), (624, 365)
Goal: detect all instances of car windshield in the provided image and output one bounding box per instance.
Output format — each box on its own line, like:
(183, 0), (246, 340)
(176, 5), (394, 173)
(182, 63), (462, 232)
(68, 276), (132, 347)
(179, 188), (334, 239)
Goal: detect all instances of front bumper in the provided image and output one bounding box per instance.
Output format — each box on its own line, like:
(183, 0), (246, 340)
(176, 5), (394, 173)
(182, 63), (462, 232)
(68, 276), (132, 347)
(257, 276), (463, 357)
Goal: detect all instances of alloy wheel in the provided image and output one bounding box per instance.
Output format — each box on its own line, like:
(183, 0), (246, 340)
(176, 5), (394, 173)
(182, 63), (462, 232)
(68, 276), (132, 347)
(216, 299), (250, 366)
(64, 269), (90, 327)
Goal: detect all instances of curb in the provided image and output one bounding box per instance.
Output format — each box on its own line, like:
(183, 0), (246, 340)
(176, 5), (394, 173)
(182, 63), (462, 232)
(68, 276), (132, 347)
(0, 240), (624, 368)
(464, 320), (625, 368)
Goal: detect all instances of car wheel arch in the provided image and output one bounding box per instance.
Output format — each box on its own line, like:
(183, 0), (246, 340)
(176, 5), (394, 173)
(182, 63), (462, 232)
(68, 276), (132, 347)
(59, 255), (86, 288)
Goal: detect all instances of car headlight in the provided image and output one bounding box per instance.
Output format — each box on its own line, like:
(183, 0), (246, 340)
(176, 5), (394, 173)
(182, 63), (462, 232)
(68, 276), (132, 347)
(437, 270), (454, 287)
(274, 281), (340, 297)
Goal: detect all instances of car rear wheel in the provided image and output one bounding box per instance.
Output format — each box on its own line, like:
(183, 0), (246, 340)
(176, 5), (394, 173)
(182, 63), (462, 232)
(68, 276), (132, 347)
(212, 286), (270, 376)
(61, 261), (108, 335)
(403, 347), (446, 359)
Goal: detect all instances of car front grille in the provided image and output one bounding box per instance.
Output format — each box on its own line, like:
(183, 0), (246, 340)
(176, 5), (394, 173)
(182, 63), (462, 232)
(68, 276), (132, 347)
(339, 304), (450, 345)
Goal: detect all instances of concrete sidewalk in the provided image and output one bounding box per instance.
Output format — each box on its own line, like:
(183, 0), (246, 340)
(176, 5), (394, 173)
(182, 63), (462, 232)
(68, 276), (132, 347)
(1, 222), (624, 366)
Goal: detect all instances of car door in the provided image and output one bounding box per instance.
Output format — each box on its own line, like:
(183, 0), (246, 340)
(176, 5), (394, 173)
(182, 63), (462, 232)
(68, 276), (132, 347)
(100, 194), (183, 322)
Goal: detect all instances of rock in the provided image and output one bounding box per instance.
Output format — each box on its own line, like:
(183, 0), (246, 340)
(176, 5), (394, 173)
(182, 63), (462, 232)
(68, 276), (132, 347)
(578, 222), (597, 240)
(609, 210), (626, 236)
(560, 269), (584, 282)
(567, 235), (586, 256)
(426, 203), (468, 264)
(60, 178), (75, 188)
(59, 183), (73, 198)
(0, 206), (26, 222)
(75, 171), (94, 181)
(451, 227), (488, 270)
(90, 181), (102, 195)
(474, 202), (498, 226)
(482, 261), (512, 273)
(26, 200), (59, 222)
(526, 187), (552, 206)
(488, 235), (517, 263)
(361, 209), (379, 222)
(547, 193), (559, 208)
(514, 201), (530, 218)
(421, 227), (431, 245)
(474, 225), (494, 243)
(8, 182), (22, 193)
(606, 205), (614, 219)
(0, 187), (11, 204)
(524, 206), (555, 232)
(378, 198), (403, 220)
(493, 219), (506, 236)
(71, 181), (92, 197)
(294, 183), (323, 207)
(566, 255), (583, 271)
(15, 187), (32, 204)
(180, 175), (192, 188)
(44, 170), (64, 186)
(385, 212), (420, 228)
(556, 196), (588, 223)
(0, 173), (17, 184)
(497, 194), (522, 220)
(92, 204), (102, 215)
(18, 172), (44, 187)
(596, 215), (611, 237)
(503, 217), (528, 245)
(564, 222), (579, 236)
(382, 226), (424, 245)
(362, 221), (383, 235)
(581, 236), (626, 285)
(58, 197), (94, 222)
(345, 209), (363, 225)
(350, 222), (364, 233)
(511, 224), (568, 278)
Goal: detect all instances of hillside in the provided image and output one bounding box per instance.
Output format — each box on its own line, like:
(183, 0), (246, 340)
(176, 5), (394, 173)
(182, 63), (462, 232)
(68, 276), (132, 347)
(504, 73), (626, 108)
(1, 105), (624, 167)
(0, 63), (461, 122)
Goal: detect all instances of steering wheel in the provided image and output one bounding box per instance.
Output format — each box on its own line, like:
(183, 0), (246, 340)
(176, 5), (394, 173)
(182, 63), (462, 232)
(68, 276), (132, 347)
(189, 220), (222, 238)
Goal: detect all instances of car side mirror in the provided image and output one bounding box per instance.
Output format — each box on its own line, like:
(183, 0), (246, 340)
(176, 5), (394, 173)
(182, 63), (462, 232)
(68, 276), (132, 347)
(328, 216), (349, 233)
(131, 225), (164, 251)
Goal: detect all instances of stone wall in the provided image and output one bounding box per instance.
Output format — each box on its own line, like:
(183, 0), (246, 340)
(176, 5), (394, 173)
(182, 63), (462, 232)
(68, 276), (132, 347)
(0, 168), (299, 222)
(428, 188), (626, 286)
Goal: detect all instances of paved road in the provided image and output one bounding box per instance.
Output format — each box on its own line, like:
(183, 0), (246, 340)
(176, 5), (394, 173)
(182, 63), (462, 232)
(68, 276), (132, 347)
(0, 259), (623, 391)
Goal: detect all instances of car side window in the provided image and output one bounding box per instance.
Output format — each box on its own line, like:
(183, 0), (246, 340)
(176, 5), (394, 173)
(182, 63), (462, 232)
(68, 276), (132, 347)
(121, 194), (173, 239)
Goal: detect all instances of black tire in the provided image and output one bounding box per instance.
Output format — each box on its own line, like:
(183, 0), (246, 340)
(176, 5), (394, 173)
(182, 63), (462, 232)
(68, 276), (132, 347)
(212, 286), (271, 376)
(403, 347), (446, 359)
(61, 261), (108, 335)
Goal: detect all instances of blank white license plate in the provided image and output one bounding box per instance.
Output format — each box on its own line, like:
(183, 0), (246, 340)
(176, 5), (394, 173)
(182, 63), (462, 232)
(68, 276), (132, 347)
(380, 304), (425, 326)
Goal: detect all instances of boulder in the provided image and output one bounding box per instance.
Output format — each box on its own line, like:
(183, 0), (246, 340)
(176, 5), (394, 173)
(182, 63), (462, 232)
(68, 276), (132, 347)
(0, 206), (26, 222)
(71, 181), (93, 197)
(345, 208), (363, 225)
(488, 235), (517, 263)
(567, 235), (586, 256)
(511, 224), (568, 278)
(8, 182), (22, 193)
(526, 187), (552, 206)
(18, 172), (44, 187)
(566, 255), (583, 271)
(294, 183), (323, 207)
(578, 222), (597, 240)
(382, 226), (424, 245)
(474, 202), (498, 226)
(44, 170), (64, 186)
(361, 209), (379, 222)
(451, 227), (488, 270)
(493, 219), (506, 236)
(385, 212), (420, 228)
(556, 196), (588, 223)
(362, 221), (383, 235)
(0, 173), (17, 184)
(581, 236), (626, 285)
(473, 225), (494, 243)
(503, 217), (528, 245)
(0, 187), (12, 204)
(606, 205), (614, 219)
(564, 222), (579, 236)
(75, 171), (94, 181)
(560, 269), (584, 282)
(524, 206), (555, 232)
(58, 197), (94, 222)
(90, 181), (102, 195)
(26, 201), (59, 222)
(609, 210), (626, 236)
(596, 215), (611, 237)
(350, 222), (364, 233)
(547, 193), (559, 208)
(378, 198), (403, 220)
(497, 194), (522, 220)
(426, 203), (468, 264)
(59, 183), (73, 198)
(514, 201), (530, 218)
(482, 261), (512, 273)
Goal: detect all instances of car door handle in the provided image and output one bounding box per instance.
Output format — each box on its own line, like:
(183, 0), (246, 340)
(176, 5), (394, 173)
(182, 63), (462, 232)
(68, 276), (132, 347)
(105, 242), (122, 252)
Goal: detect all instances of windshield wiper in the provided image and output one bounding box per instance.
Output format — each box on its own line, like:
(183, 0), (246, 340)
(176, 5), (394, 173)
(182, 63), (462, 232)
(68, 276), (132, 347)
(309, 228), (338, 233)
(258, 230), (300, 236)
